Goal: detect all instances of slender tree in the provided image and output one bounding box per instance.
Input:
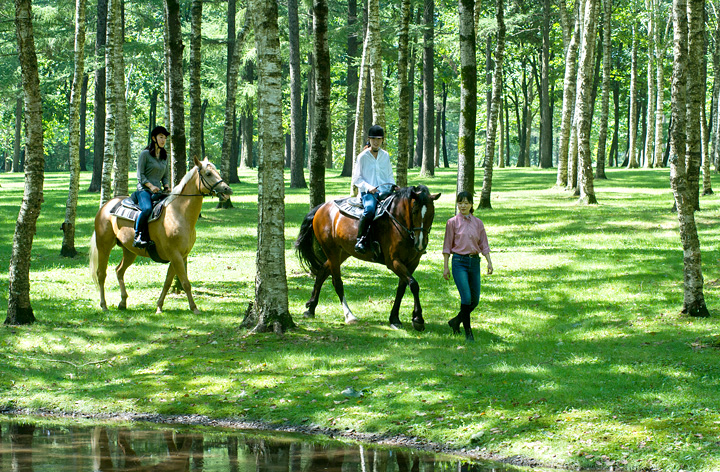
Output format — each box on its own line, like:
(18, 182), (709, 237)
(288, 0), (307, 188)
(109, 0), (129, 197)
(644, 0), (656, 169)
(165, 0), (187, 185)
(368, 0), (385, 129)
(88, 0), (107, 192)
(61, 0), (87, 258)
(242, 0), (296, 333)
(479, 0), (505, 209)
(308, 0), (330, 208)
(420, 0), (435, 177)
(595, 0), (612, 179)
(627, 23), (639, 168)
(576, 0), (600, 204)
(457, 0), (476, 195)
(188, 0), (203, 165)
(539, 0), (553, 168)
(396, 0), (411, 187)
(13, 95), (21, 172)
(668, 0), (709, 317)
(556, 1), (581, 187)
(7, 0), (44, 325)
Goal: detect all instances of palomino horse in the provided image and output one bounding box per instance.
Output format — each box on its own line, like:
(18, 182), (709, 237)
(295, 185), (440, 330)
(89, 156), (232, 314)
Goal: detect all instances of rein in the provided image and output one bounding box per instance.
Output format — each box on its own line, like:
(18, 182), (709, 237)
(386, 195), (425, 244)
(167, 167), (227, 198)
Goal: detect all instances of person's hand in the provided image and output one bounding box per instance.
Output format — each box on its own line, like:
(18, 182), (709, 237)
(443, 267), (450, 280)
(149, 184), (160, 194)
(369, 187), (378, 194)
(163, 186), (170, 193)
(487, 263), (493, 275)
(392, 185), (399, 191)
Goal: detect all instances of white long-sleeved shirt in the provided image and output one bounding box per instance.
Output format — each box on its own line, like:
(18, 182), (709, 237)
(351, 148), (395, 194)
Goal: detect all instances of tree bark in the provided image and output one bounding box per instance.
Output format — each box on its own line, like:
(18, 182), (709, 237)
(627, 24), (639, 168)
(188, 0), (203, 166)
(243, 0), (296, 333)
(368, 0), (385, 129)
(109, 0), (129, 197)
(308, 0), (330, 208)
(668, 0), (708, 317)
(644, 0), (656, 169)
(576, 0), (600, 204)
(7, 0), (44, 325)
(88, 0), (107, 192)
(420, 0), (435, 177)
(556, 1), (581, 187)
(62, 0), (87, 258)
(13, 95), (22, 172)
(595, 0), (612, 179)
(289, 0), (307, 187)
(165, 0), (187, 186)
(79, 73), (88, 171)
(479, 0), (505, 210)
(457, 0), (476, 195)
(539, 0), (553, 168)
(395, 0), (411, 187)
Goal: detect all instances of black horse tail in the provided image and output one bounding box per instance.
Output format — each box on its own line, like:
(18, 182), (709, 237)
(295, 204), (327, 276)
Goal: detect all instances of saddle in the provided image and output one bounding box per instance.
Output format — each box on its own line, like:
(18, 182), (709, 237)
(333, 192), (395, 220)
(109, 193), (167, 224)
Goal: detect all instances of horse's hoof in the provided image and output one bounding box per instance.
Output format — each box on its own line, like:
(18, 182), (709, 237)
(389, 322), (402, 330)
(412, 320), (425, 332)
(345, 315), (358, 324)
(192, 308), (201, 315)
(155, 307), (163, 315)
(303, 311), (315, 319)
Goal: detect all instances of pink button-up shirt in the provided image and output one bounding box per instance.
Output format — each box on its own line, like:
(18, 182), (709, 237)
(442, 213), (490, 256)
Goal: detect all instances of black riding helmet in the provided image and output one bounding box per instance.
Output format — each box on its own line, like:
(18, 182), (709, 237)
(368, 125), (384, 139)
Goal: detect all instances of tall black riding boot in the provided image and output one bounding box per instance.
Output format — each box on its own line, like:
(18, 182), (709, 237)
(354, 213), (373, 254)
(448, 307), (464, 335)
(460, 304), (475, 342)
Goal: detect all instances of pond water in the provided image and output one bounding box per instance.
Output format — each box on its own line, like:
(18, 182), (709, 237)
(0, 416), (544, 472)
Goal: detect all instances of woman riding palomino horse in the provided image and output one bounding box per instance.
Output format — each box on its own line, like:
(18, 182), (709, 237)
(295, 185), (440, 330)
(89, 156), (232, 314)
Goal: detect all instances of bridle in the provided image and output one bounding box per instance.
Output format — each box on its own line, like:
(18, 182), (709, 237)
(386, 193), (430, 247)
(198, 168), (227, 197)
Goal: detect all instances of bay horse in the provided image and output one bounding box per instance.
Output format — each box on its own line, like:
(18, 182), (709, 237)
(295, 185), (440, 330)
(89, 156), (232, 314)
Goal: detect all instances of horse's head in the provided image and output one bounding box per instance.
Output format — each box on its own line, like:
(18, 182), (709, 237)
(396, 185), (441, 253)
(194, 156), (233, 201)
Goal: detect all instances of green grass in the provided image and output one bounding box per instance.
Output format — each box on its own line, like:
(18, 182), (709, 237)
(1, 166), (720, 471)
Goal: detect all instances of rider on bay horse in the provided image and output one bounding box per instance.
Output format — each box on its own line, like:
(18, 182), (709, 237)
(351, 125), (399, 254)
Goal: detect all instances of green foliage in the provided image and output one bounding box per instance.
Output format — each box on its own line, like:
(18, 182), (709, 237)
(1, 167), (720, 471)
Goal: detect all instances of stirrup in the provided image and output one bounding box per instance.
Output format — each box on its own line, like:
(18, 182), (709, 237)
(355, 237), (369, 254)
(133, 236), (149, 248)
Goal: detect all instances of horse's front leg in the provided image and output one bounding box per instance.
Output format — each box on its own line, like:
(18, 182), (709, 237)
(167, 255), (200, 315)
(116, 248), (137, 310)
(407, 275), (425, 332)
(328, 257), (357, 324)
(389, 260), (424, 332)
(156, 263), (177, 314)
(389, 279), (408, 329)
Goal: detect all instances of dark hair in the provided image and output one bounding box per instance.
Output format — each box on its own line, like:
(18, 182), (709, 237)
(147, 125), (169, 160)
(456, 191), (474, 214)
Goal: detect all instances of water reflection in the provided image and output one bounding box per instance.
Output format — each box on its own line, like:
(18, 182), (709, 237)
(0, 419), (531, 472)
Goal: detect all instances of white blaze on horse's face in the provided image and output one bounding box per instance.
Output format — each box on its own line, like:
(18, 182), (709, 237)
(416, 204), (428, 250)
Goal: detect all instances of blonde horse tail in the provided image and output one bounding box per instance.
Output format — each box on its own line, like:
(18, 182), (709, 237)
(89, 231), (100, 289)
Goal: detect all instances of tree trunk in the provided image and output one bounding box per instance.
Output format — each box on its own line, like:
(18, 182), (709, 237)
(420, 0), (434, 177)
(289, 0), (307, 187)
(79, 74), (88, 171)
(645, 3), (656, 169)
(556, 0), (581, 187)
(188, 0), (203, 166)
(308, 0), (330, 208)
(539, 0), (553, 168)
(243, 0), (296, 333)
(395, 0), (411, 187)
(479, 0), (505, 209)
(668, 0), (708, 317)
(577, 0), (600, 204)
(7, 0), (44, 325)
(240, 61), (254, 169)
(458, 0), (476, 195)
(368, 0), (385, 129)
(711, 17), (720, 171)
(13, 95), (22, 172)
(341, 0), (358, 178)
(109, 0), (129, 197)
(627, 24), (639, 168)
(62, 0), (87, 258)
(88, 0), (106, 192)
(100, 0), (116, 206)
(595, 0), (612, 179)
(165, 0), (187, 186)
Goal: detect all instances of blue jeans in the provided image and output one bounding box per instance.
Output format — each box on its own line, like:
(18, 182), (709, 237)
(360, 192), (379, 218)
(452, 254), (481, 310)
(135, 189), (153, 233)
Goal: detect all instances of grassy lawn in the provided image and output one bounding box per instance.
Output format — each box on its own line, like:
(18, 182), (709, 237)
(1, 166), (719, 471)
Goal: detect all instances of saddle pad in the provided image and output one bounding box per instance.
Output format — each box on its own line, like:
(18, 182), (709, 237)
(110, 198), (164, 223)
(334, 194), (395, 220)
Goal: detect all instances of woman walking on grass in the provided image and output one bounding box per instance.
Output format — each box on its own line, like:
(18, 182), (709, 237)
(442, 191), (493, 341)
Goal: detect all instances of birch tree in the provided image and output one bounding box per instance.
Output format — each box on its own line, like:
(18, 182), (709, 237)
(242, 0), (296, 333)
(420, 0), (435, 177)
(457, 0), (476, 196)
(644, 0), (656, 169)
(479, 0), (505, 210)
(88, 0), (106, 192)
(595, 0), (612, 179)
(7, 0), (44, 325)
(61, 0), (87, 258)
(577, 0), (600, 204)
(368, 0), (385, 129)
(556, 1), (581, 188)
(108, 0), (129, 197)
(668, 0), (709, 317)
(188, 0), (203, 164)
(627, 24), (640, 168)
(165, 0), (187, 185)
(396, 0), (412, 187)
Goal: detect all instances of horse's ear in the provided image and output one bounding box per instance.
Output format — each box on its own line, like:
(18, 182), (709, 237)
(193, 155), (202, 168)
(431, 193), (441, 201)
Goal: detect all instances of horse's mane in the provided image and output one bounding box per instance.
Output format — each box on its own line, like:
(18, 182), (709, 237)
(163, 166), (199, 207)
(395, 185), (431, 204)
